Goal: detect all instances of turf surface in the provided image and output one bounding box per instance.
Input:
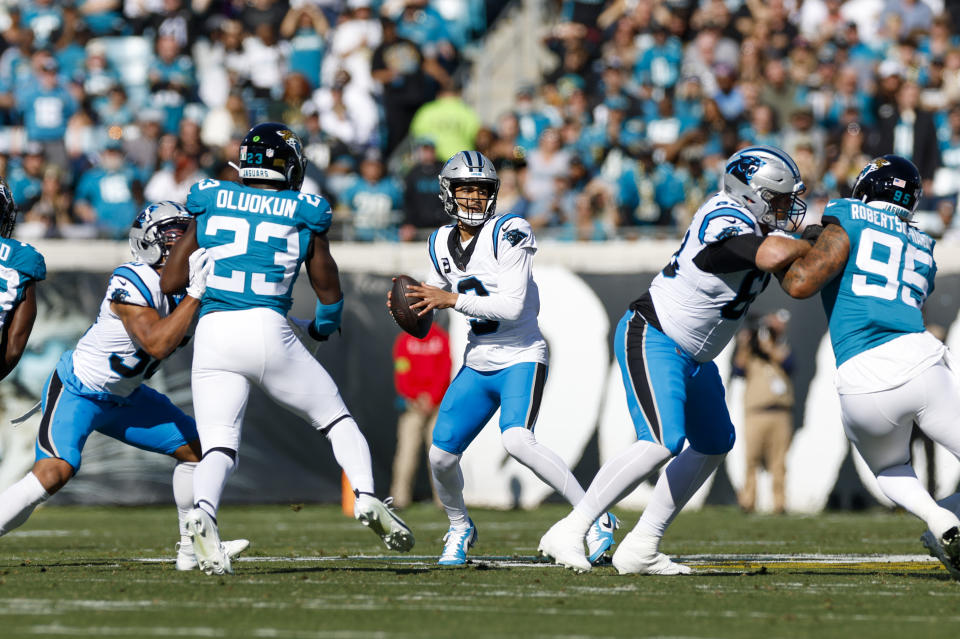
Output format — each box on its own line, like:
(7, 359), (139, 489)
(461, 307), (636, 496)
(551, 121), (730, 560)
(1, 504), (958, 638)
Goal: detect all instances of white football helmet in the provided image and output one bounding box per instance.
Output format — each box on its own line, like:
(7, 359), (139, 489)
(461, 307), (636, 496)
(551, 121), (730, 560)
(129, 201), (192, 266)
(723, 145), (807, 232)
(439, 151), (500, 226)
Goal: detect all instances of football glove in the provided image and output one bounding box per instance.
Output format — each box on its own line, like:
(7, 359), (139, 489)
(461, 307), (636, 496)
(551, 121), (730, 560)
(800, 224), (824, 244)
(185, 248), (213, 299)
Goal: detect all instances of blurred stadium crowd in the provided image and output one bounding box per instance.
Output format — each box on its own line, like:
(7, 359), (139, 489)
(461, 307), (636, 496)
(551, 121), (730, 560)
(1, 0), (959, 243)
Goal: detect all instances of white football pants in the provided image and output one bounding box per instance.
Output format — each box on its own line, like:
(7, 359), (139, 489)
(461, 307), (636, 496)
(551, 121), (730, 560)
(840, 359), (960, 474)
(191, 308), (351, 452)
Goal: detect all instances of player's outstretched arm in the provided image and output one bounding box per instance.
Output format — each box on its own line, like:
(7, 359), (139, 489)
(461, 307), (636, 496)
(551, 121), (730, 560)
(780, 224), (850, 298)
(0, 282), (37, 381)
(754, 234), (813, 274)
(160, 220), (199, 295)
(112, 297), (200, 360)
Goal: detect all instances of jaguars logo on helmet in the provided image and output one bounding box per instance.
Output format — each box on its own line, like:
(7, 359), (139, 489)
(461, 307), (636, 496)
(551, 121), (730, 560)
(238, 122), (307, 191)
(129, 201), (192, 266)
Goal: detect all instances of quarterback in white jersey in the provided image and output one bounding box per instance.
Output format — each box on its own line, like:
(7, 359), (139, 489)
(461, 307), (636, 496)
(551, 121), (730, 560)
(0, 201), (249, 571)
(397, 151), (618, 566)
(540, 145), (812, 573)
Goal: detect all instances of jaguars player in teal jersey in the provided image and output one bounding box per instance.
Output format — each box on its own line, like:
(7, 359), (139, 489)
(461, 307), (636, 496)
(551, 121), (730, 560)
(0, 179), (44, 381)
(0, 200), (250, 571)
(161, 122), (414, 576)
(781, 155), (960, 581)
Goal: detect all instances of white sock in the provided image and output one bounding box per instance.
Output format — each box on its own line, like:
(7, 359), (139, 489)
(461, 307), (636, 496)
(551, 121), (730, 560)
(429, 445), (469, 528)
(501, 427), (585, 506)
(635, 447), (725, 541)
(0, 472), (50, 536)
(173, 461), (197, 546)
(325, 418), (375, 494)
(569, 440), (673, 536)
(877, 464), (960, 539)
(193, 450), (235, 520)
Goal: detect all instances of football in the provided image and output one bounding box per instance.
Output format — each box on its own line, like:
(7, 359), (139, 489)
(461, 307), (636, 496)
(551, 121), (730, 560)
(390, 274), (433, 339)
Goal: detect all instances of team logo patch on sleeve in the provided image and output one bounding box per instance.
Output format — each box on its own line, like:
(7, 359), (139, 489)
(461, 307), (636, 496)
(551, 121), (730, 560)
(504, 229), (528, 246)
(111, 288), (130, 303)
(715, 225), (743, 240)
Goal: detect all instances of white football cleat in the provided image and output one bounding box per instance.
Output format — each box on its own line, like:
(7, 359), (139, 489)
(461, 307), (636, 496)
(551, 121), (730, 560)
(185, 508), (232, 576)
(354, 494), (415, 552)
(176, 538), (251, 572)
(612, 531), (692, 575)
(438, 519), (478, 566)
(538, 518), (592, 573)
(922, 527), (960, 581)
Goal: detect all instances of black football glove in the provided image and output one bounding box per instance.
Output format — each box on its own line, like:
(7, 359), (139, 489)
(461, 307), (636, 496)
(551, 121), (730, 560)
(800, 224), (824, 244)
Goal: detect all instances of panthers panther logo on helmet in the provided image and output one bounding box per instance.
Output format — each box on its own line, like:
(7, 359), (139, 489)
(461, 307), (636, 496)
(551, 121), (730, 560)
(726, 155), (764, 185)
(129, 201), (192, 266)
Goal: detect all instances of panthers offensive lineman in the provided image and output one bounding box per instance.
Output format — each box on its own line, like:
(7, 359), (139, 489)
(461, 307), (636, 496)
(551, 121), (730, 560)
(540, 145), (812, 573)
(395, 151), (619, 566)
(160, 122), (414, 576)
(0, 201), (249, 571)
(781, 155), (960, 580)
(0, 179), (44, 381)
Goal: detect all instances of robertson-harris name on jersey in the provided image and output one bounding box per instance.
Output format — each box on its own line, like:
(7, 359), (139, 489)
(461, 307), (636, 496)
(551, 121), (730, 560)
(848, 203), (933, 249)
(215, 189), (297, 218)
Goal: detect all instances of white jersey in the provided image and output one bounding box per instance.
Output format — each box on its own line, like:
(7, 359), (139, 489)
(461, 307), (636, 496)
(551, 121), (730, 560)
(426, 214), (546, 371)
(70, 262), (184, 398)
(645, 192), (769, 362)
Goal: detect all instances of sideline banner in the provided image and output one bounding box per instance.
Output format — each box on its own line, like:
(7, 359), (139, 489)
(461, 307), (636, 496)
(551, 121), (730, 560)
(2, 243), (959, 512)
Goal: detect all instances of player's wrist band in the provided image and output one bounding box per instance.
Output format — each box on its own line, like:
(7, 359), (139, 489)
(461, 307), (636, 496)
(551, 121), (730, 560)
(310, 297), (343, 338)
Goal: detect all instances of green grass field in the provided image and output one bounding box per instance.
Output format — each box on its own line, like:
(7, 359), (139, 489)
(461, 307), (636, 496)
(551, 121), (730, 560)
(1, 503), (958, 639)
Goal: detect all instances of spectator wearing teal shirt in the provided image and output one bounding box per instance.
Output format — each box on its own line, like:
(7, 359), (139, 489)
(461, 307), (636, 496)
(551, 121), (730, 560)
(16, 58), (76, 143)
(7, 144), (45, 211)
(148, 34), (196, 134)
(74, 143), (143, 239)
(338, 152), (403, 242)
(20, 0), (62, 49)
(616, 147), (684, 227)
(16, 56), (76, 169)
(280, 3), (329, 89)
(393, 0), (453, 50)
(633, 25), (682, 90)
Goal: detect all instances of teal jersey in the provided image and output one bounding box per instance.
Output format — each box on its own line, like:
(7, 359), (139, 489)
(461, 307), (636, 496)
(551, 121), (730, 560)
(0, 237), (45, 328)
(820, 198), (936, 366)
(186, 179), (332, 317)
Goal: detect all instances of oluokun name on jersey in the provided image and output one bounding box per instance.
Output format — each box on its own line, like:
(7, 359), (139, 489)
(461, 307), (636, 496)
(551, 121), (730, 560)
(214, 190), (298, 219)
